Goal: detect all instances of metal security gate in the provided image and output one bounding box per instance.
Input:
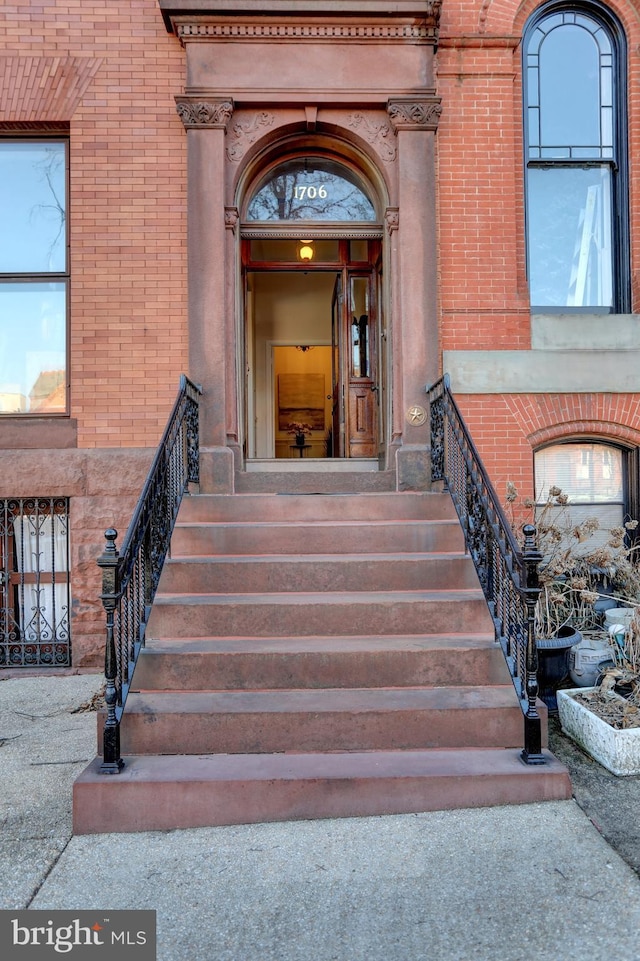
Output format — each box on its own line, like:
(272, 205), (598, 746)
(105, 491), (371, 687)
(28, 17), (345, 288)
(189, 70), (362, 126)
(0, 498), (71, 667)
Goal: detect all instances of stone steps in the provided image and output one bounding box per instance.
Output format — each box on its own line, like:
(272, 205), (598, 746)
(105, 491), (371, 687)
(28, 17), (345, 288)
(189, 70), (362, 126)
(73, 480), (571, 835)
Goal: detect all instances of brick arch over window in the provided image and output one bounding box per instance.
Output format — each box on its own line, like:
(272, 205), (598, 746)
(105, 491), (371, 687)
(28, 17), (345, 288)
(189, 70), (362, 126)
(473, 0), (640, 36)
(503, 393), (640, 446)
(528, 420), (640, 449)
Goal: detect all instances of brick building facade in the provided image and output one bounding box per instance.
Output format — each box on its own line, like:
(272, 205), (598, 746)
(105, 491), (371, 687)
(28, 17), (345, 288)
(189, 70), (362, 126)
(2, 0), (639, 668)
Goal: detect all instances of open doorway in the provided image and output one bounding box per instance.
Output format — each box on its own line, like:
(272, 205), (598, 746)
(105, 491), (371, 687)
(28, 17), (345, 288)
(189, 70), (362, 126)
(244, 239), (381, 459)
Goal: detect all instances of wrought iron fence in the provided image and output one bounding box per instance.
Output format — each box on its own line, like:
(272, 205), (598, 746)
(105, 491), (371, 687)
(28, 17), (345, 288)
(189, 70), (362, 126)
(98, 375), (201, 773)
(0, 497), (71, 668)
(428, 374), (546, 764)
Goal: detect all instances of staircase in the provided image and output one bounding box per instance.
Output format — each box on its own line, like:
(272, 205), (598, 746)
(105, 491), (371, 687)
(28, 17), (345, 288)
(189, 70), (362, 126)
(73, 476), (571, 834)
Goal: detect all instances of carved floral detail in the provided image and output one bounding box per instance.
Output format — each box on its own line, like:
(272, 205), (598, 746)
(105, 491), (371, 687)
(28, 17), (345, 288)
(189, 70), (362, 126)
(387, 100), (442, 131)
(226, 112), (274, 162)
(347, 113), (397, 163)
(175, 100), (233, 128)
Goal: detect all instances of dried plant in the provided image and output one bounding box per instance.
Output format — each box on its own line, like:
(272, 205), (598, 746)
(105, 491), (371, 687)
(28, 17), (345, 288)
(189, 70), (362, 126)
(505, 482), (640, 644)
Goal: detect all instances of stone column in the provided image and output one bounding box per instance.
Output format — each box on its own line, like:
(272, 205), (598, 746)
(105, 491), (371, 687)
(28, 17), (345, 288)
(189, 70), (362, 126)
(176, 97), (235, 492)
(387, 96), (441, 489)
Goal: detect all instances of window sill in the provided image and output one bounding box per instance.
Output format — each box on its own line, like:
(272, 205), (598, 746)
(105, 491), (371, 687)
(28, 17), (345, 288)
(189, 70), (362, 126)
(0, 418), (77, 449)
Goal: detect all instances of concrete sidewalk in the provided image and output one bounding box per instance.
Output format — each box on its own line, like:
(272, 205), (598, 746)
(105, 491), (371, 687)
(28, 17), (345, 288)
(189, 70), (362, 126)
(2, 672), (640, 961)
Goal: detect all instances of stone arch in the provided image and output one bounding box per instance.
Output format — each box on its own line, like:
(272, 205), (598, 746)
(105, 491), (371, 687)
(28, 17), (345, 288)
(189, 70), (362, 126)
(232, 123), (392, 223)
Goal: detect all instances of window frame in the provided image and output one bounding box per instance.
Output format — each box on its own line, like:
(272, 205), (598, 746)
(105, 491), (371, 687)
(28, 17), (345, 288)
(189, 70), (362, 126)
(0, 496), (71, 668)
(534, 440), (637, 545)
(522, 1), (630, 313)
(0, 136), (70, 416)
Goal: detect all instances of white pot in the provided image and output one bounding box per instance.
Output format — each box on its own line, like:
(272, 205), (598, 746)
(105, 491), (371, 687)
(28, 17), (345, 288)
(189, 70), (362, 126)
(568, 638), (614, 687)
(604, 608), (635, 630)
(557, 687), (640, 776)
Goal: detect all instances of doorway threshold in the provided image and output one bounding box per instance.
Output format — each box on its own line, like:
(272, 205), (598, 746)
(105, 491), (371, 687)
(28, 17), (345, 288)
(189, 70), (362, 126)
(245, 458), (380, 474)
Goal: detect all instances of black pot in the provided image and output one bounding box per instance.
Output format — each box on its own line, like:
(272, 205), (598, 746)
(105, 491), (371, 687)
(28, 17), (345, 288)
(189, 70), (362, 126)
(295, 433), (305, 447)
(536, 626), (582, 714)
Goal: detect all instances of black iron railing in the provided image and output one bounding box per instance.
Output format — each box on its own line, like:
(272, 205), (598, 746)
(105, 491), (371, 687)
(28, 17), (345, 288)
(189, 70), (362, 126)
(97, 375), (201, 773)
(428, 374), (546, 764)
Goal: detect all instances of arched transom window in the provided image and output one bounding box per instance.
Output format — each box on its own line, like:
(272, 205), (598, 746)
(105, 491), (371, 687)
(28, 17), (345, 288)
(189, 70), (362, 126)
(246, 158), (377, 223)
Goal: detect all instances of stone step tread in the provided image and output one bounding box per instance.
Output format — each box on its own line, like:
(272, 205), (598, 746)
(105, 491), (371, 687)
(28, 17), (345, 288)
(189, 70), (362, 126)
(164, 550), (469, 564)
(73, 749), (572, 834)
(138, 633), (497, 654)
(175, 518), (461, 529)
(78, 747), (566, 784)
(125, 685), (519, 713)
(153, 589), (486, 605)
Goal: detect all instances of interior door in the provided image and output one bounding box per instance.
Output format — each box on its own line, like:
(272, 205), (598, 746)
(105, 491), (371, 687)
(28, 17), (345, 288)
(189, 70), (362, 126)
(331, 273), (344, 457)
(346, 270), (378, 457)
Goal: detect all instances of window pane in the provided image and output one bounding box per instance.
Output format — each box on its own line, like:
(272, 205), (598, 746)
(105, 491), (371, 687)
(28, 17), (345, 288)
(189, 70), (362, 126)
(539, 25), (601, 150)
(535, 443), (624, 550)
(527, 165), (613, 308)
(0, 143), (66, 273)
(0, 283), (66, 413)
(247, 159), (376, 222)
(536, 444), (623, 504)
(248, 239), (340, 262)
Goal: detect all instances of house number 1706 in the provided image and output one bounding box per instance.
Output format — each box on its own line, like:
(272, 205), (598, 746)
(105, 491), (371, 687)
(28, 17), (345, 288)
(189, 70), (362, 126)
(294, 185), (328, 200)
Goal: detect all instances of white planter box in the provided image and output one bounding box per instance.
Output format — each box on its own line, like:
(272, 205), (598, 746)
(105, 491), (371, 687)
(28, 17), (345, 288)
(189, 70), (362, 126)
(557, 687), (640, 777)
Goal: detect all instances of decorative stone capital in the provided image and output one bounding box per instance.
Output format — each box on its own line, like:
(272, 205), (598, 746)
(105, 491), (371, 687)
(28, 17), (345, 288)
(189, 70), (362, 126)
(175, 98), (234, 129)
(224, 206), (239, 232)
(387, 97), (442, 131)
(385, 207), (399, 234)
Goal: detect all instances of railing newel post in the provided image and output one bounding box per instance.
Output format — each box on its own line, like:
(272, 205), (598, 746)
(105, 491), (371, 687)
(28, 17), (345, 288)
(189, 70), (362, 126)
(97, 527), (125, 774)
(520, 523), (546, 764)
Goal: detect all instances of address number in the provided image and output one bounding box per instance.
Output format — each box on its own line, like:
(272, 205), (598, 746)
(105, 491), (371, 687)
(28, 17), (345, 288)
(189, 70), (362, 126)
(294, 185), (328, 200)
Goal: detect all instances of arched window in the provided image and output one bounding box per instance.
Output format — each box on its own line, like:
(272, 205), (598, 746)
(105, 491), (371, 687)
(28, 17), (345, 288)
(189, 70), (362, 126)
(245, 158), (377, 223)
(523, 3), (628, 311)
(534, 441), (639, 548)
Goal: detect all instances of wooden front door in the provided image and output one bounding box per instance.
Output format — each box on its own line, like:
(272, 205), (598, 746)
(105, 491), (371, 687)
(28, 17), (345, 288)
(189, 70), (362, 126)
(331, 264), (379, 457)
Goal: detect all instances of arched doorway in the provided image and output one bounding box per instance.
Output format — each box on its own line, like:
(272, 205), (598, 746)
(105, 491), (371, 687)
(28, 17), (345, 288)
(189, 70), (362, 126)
(240, 155), (385, 461)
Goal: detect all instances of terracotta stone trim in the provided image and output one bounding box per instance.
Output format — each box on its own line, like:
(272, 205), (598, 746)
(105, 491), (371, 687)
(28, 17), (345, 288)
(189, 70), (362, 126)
(174, 20), (440, 43)
(175, 98), (234, 128)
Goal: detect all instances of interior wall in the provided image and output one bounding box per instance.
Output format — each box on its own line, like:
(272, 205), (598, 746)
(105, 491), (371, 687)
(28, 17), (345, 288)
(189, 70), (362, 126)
(251, 271), (336, 457)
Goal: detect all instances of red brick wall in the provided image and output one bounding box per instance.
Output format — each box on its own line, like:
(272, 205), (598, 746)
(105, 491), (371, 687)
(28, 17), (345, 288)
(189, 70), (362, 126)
(438, 0), (640, 500)
(0, 1), (189, 449)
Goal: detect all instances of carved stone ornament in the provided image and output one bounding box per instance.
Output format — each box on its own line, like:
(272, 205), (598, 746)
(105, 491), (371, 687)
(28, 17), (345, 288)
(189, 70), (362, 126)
(347, 113), (397, 164)
(175, 99), (233, 129)
(385, 208), (399, 234)
(406, 405), (428, 427)
(226, 112), (275, 162)
(225, 207), (239, 232)
(387, 99), (442, 131)
(176, 8), (442, 44)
